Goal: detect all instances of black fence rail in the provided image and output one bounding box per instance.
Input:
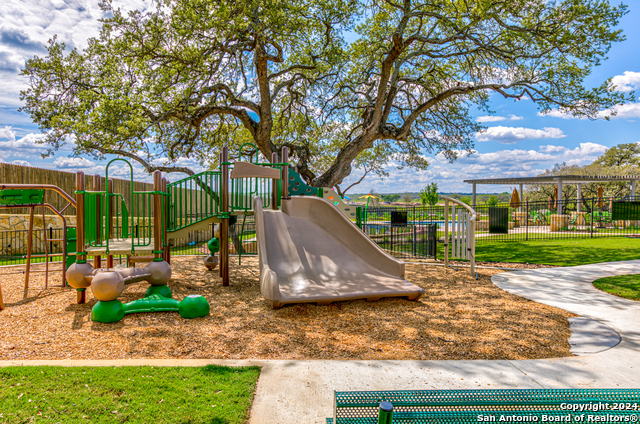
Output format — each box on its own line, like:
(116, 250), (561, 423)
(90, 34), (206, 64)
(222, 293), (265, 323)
(0, 219), (259, 268)
(362, 206), (438, 259)
(473, 195), (640, 242)
(0, 228), (65, 267)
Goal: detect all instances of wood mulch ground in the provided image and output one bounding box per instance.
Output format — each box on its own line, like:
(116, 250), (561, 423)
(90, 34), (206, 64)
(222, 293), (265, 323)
(0, 256), (574, 361)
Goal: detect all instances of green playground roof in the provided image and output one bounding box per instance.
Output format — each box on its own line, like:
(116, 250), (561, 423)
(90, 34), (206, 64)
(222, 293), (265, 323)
(464, 175), (640, 185)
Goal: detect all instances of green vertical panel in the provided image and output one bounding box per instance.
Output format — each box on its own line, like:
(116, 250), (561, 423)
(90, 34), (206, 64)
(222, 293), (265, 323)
(84, 193), (97, 244)
(122, 198), (129, 238)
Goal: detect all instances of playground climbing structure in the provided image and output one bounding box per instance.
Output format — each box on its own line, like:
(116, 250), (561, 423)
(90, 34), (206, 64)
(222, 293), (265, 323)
(66, 158), (209, 322)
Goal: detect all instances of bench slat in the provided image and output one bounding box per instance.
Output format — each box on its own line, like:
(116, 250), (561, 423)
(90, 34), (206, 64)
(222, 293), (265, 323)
(333, 389), (640, 424)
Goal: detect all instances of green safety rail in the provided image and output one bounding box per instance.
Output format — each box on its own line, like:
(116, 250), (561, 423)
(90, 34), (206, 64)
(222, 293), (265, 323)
(230, 142), (282, 213)
(166, 144), (284, 233)
(331, 389), (640, 424)
(167, 171), (221, 232)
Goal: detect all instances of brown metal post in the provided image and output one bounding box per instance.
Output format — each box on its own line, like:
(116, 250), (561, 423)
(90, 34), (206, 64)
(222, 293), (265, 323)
(281, 146), (289, 200)
(24, 205), (35, 294)
(107, 178), (114, 269)
(75, 171), (86, 304)
(60, 213), (67, 287)
(220, 146), (229, 286)
(93, 175), (102, 269)
(153, 171), (163, 261)
(41, 200), (49, 289)
(271, 152), (279, 210)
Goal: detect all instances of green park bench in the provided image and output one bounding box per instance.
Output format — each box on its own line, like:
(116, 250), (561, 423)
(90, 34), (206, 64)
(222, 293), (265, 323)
(328, 389), (640, 423)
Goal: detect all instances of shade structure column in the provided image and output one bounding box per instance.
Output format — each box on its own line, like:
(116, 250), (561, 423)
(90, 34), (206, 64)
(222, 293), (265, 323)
(519, 183), (523, 212)
(472, 183), (476, 208)
(557, 179), (563, 215)
(577, 184), (582, 212)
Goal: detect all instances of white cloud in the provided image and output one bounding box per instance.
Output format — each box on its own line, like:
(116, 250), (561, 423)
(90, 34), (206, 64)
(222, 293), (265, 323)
(476, 114), (523, 123)
(0, 0), (154, 112)
(611, 71), (640, 92)
(562, 142), (608, 164)
(340, 142), (609, 193)
(476, 126), (566, 143)
(52, 157), (95, 168)
(0, 125), (16, 141)
(603, 103), (640, 119)
(0, 132), (47, 157)
(539, 102), (640, 120)
(538, 145), (566, 153)
(12, 159), (30, 166)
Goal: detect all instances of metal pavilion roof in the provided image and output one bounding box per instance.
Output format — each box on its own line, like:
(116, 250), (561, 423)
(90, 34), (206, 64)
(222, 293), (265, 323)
(464, 175), (640, 185)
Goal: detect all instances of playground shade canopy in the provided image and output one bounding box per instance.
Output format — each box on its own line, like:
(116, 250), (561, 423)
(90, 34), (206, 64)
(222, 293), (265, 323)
(253, 195), (425, 309)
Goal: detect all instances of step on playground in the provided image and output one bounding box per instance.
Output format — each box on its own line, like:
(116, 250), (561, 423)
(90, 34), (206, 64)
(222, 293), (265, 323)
(0, 144), (477, 322)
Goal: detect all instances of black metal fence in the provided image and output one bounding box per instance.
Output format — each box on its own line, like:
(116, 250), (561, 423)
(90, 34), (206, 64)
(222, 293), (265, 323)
(0, 218), (259, 267)
(0, 228), (65, 266)
(5, 195), (633, 268)
(473, 195), (640, 242)
(362, 206), (438, 259)
(360, 196), (640, 257)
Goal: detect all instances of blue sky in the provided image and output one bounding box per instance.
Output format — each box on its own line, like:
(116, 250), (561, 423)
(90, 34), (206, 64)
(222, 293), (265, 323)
(0, 1), (639, 193)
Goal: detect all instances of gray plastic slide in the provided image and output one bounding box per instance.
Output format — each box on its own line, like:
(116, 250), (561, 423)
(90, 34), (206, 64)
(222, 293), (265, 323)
(253, 196), (425, 309)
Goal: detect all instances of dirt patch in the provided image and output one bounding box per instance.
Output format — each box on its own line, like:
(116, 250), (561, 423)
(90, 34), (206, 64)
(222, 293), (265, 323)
(0, 256), (574, 360)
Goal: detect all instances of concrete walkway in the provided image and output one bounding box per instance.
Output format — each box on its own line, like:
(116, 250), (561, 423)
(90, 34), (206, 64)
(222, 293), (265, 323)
(2, 261), (640, 423)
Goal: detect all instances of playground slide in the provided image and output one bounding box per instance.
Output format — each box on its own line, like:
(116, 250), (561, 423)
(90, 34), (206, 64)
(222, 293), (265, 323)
(253, 195), (425, 309)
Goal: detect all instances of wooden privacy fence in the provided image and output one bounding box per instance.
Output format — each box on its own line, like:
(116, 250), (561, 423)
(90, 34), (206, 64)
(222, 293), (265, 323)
(0, 163), (153, 216)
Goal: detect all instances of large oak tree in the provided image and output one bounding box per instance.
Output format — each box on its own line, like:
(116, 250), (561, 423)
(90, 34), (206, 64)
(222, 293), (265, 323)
(21, 0), (632, 191)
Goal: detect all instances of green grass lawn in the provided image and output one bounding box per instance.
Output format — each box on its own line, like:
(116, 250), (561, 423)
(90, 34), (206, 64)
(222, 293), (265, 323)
(475, 237), (640, 266)
(593, 274), (640, 301)
(0, 365), (260, 424)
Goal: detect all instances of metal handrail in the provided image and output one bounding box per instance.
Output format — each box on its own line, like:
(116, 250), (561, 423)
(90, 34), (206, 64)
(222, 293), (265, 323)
(440, 196), (477, 221)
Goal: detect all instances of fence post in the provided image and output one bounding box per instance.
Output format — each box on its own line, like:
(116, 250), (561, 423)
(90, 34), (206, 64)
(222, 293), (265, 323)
(591, 198), (594, 238)
(413, 224), (416, 256)
(526, 200), (529, 242)
(378, 401), (393, 424)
